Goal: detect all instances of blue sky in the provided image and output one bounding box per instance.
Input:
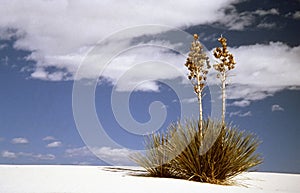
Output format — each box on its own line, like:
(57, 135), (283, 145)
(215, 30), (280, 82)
(0, 0), (299, 173)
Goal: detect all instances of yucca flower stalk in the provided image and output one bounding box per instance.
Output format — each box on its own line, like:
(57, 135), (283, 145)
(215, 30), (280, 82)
(213, 35), (236, 125)
(185, 34), (211, 138)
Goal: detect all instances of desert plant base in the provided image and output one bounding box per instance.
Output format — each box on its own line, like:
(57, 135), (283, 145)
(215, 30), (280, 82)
(131, 119), (263, 185)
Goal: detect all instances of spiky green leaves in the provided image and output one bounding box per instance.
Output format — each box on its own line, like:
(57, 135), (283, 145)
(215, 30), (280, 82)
(132, 120), (262, 185)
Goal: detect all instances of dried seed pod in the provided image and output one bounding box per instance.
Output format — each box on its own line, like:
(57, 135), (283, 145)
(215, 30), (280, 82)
(213, 35), (236, 125)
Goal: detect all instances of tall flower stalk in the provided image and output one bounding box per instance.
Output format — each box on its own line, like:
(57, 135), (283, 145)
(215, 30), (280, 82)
(213, 36), (236, 125)
(185, 34), (210, 138)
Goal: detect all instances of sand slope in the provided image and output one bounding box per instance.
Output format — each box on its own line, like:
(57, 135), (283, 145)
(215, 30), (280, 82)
(0, 165), (299, 193)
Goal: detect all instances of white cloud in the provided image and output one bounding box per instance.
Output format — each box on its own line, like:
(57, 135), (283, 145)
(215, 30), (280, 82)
(1, 150), (56, 160)
(229, 110), (252, 117)
(217, 7), (254, 30)
(30, 68), (50, 80)
(253, 8), (279, 16)
(219, 8), (279, 30)
(92, 147), (133, 165)
(46, 141), (62, 148)
(32, 154), (56, 160)
(182, 97), (198, 104)
(0, 43), (7, 50)
(0, 1), (298, 100)
(100, 40), (300, 97)
(19, 152), (56, 160)
(230, 100), (251, 107)
(42, 136), (56, 141)
(293, 11), (300, 19)
(1, 150), (17, 159)
(72, 161), (91, 165)
(65, 146), (93, 157)
(65, 146), (133, 165)
(271, 104), (284, 112)
(102, 46), (188, 92)
(211, 42), (300, 102)
(11, 137), (29, 144)
(1, 56), (9, 66)
(0, 0), (236, 89)
(257, 22), (276, 29)
(0, 0), (233, 48)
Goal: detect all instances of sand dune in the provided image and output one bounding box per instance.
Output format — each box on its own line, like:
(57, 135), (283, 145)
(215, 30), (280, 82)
(0, 165), (299, 193)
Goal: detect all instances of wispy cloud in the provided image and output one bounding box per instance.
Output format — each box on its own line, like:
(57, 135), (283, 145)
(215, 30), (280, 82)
(257, 22), (276, 29)
(1, 150), (55, 160)
(1, 150), (17, 159)
(229, 111), (252, 117)
(1, 56), (9, 66)
(182, 97), (198, 104)
(254, 8), (279, 16)
(271, 104), (284, 112)
(71, 161), (92, 165)
(46, 141), (62, 148)
(65, 146), (93, 157)
(42, 136), (56, 141)
(230, 100), (251, 107)
(65, 146), (133, 165)
(18, 152), (55, 160)
(93, 147), (133, 165)
(218, 8), (279, 30)
(292, 11), (300, 19)
(0, 43), (7, 50)
(11, 137), (29, 144)
(32, 154), (56, 160)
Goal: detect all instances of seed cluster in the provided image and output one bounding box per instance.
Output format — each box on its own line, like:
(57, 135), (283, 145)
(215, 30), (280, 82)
(185, 34), (211, 95)
(213, 36), (235, 77)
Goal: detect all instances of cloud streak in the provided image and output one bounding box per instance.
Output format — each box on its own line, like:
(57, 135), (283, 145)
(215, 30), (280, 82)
(293, 11), (300, 19)
(230, 99), (251, 107)
(46, 141), (62, 148)
(1, 150), (55, 160)
(42, 136), (56, 141)
(65, 146), (134, 165)
(1, 151), (17, 159)
(217, 8), (280, 30)
(271, 104), (284, 112)
(11, 137), (29, 144)
(229, 111), (252, 117)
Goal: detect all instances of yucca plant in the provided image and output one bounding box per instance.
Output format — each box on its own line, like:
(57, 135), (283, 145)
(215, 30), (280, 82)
(170, 120), (262, 184)
(130, 131), (176, 178)
(131, 35), (262, 185)
(131, 119), (262, 184)
(167, 120), (221, 181)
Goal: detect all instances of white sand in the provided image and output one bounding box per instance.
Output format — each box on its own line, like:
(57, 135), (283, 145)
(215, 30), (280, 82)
(0, 165), (299, 193)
